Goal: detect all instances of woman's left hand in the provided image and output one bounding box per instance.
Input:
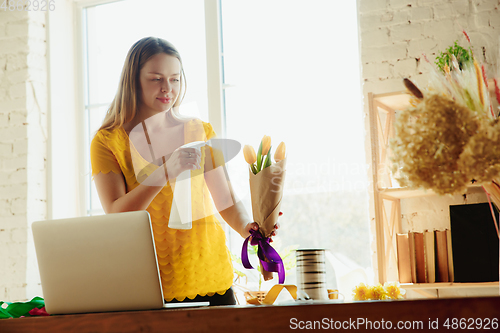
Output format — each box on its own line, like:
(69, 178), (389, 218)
(242, 219), (280, 242)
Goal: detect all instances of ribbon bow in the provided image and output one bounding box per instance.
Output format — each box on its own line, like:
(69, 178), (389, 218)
(241, 229), (285, 284)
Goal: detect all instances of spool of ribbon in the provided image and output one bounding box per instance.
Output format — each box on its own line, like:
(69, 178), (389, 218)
(241, 229), (285, 284)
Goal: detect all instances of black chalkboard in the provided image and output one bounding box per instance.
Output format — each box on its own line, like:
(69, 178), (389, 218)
(449, 202), (499, 282)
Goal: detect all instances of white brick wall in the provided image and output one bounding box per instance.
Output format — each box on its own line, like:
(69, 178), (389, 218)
(0, 6), (47, 302)
(358, 0), (500, 282)
(359, 0), (500, 94)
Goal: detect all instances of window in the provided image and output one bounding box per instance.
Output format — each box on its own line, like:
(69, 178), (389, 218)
(80, 0), (371, 297)
(220, 0), (372, 293)
(81, 0), (210, 215)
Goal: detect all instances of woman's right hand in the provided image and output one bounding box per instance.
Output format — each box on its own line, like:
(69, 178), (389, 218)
(165, 147), (201, 179)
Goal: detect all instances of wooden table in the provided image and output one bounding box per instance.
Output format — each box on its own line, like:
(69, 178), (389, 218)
(1, 296), (499, 332)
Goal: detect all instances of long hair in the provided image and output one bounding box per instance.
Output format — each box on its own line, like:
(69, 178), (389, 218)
(98, 37), (188, 131)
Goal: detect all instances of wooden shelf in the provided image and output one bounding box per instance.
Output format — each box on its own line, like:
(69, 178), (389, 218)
(378, 185), (485, 200)
(368, 89), (499, 297)
(401, 282), (499, 298)
(402, 282), (499, 289)
(372, 90), (411, 111)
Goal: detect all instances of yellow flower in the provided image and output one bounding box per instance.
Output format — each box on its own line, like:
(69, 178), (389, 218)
(353, 282), (406, 301)
(370, 284), (387, 300)
(261, 135), (271, 156)
(274, 141), (286, 162)
(243, 145), (257, 165)
(352, 283), (372, 301)
(384, 282), (405, 300)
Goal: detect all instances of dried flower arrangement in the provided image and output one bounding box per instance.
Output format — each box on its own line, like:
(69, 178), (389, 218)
(390, 31), (500, 197)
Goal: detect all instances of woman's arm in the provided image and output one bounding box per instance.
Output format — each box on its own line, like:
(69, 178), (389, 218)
(94, 171), (165, 213)
(204, 165), (254, 238)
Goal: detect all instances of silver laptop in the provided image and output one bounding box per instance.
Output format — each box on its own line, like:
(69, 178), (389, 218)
(32, 211), (207, 314)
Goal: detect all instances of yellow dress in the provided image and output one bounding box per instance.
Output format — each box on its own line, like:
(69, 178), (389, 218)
(90, 119), (234, 301)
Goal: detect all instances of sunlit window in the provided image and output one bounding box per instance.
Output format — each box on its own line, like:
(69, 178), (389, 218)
(220, 0), (372, 293)
(83, 0), (209, 215)
(81, 0), (371, 297)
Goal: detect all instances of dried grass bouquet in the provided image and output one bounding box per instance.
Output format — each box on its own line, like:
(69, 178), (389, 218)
(390, 31), (500, 196)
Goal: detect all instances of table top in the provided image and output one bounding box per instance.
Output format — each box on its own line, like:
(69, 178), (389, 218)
(1, 296), (499, 332)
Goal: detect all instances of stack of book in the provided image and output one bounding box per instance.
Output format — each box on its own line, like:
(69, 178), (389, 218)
(396, 230), (454, 284)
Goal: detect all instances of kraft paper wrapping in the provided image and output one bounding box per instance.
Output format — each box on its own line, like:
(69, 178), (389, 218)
(260, 264), (273, 281)
(249, 158), (286, 238)
(245, 158), (286, 281)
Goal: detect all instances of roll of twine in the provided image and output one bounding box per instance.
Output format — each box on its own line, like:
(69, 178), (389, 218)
(296, 249), (328, 300)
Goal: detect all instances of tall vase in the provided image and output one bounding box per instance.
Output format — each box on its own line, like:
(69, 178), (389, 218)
(296, 249), (329, 300)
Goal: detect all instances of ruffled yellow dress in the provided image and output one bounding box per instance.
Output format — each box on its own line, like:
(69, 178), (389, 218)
(90, 119), (234, 301)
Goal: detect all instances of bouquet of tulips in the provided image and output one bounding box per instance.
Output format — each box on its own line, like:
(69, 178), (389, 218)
(241, 136), (287, 283)
(244, 135), (286, 176)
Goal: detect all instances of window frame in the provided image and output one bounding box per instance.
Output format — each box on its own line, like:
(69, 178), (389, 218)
(72, 1), (373, 290)
(74, 0), (226, 216)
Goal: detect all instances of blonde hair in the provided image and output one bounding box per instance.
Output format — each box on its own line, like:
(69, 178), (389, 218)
(99, 37), (189, 131)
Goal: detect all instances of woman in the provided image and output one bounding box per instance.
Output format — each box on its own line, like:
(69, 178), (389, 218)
(91, 37), (276, 305)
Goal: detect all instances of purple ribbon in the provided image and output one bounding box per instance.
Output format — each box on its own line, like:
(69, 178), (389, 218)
(241, 229), (285, 284)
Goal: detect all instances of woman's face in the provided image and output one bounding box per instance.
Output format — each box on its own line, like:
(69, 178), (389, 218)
(138, 53), (181, 115)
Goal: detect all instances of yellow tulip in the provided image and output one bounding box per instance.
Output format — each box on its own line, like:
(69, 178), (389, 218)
(243, 145), (257, 165)
(370, 284), (387, 300)
(353, 283), (372, 301)
(384, 282), (405, 300)
(261, 135), (271, 156)
(274, 141), (286, 162)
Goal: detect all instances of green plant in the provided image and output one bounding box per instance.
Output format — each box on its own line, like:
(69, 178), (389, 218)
(435, 41), (472, 73)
